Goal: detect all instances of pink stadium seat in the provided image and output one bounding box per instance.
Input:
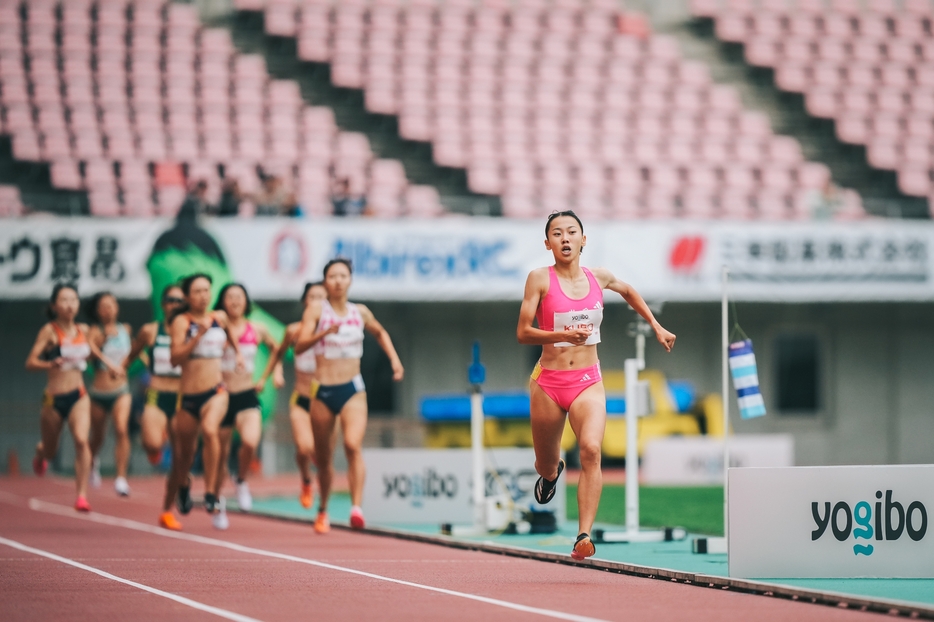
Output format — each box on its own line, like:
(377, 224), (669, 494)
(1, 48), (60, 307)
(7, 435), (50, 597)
(835, 113), (870, 144)
(805, 87), (839, 118)
(50, 159), (83, 190)
(797, 162), (831, 189)
(896, 165), (931, 196)
(866, 138), (900, 170)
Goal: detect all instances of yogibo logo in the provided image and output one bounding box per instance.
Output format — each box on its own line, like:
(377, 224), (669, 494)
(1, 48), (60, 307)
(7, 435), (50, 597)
(811, 490), (928, 556)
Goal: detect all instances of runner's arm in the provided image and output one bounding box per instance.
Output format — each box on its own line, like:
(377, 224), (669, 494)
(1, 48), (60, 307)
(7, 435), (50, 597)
(595, 267), (676, 352)
(25, 325), (57, 371)
(257, 324), (285, 388)
(170, 315), (205, 366)
(257, 323), (295, 390)
(516, 269), (592, 346)
(83, 324), (125, 376)
(294, 301), (336, 354)
(124, 322), (155, 371)
(359, 304), (404, 381)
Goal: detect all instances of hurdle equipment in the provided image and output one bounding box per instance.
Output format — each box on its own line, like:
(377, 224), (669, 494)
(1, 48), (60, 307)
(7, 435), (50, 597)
(593, 313), (688, 545)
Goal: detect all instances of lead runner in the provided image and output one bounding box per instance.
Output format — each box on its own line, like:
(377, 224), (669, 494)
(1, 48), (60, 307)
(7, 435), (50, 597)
(516, 210), (676, 560)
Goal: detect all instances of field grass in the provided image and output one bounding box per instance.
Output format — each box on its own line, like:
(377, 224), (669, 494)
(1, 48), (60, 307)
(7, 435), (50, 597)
(566, 485), (725, 536)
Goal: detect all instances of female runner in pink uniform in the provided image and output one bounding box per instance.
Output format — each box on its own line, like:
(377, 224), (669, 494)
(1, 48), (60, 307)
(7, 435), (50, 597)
(214, 283), (281, 520)
(517, 211), (676, 560)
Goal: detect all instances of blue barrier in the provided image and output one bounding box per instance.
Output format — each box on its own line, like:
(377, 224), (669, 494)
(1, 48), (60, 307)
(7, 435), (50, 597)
(419, 381), (696, 422)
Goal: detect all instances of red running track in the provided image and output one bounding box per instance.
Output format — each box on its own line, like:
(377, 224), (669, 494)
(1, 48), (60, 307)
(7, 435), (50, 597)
(0, 476), (887, 622)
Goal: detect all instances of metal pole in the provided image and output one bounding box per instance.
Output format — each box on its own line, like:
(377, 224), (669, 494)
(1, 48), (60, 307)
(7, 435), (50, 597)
(624, 330), (645, 536)
(470, 387), (485, 531)
(721, 265), (730, 543)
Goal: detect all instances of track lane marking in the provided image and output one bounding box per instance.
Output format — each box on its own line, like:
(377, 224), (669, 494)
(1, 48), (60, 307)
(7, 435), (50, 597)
(24, 498), (609, 622)
(0, 535), (263, 622)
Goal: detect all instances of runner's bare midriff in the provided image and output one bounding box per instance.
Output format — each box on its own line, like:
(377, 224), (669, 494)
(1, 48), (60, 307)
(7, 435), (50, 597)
(180, 358), (222, 394)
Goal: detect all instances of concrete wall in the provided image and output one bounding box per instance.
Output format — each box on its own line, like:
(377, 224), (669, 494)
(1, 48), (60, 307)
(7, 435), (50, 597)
(3, 299), (933, 473)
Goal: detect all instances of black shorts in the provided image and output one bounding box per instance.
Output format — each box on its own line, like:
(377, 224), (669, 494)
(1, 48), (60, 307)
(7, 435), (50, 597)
(44, 388), (86, 420)
(290, 391), (311, 413)
(178, 386), (225, 419)
(313, 375), (365, 416)
(146, 388), (178, 419)
(223, 388), (260, 428)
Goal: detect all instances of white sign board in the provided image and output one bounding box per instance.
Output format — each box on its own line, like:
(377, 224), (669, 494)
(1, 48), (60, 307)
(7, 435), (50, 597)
(362, 448), (565, 525)
(642, 435), (794, 485)
(3, 217), (934, 302)
(729, 465), (934, 578)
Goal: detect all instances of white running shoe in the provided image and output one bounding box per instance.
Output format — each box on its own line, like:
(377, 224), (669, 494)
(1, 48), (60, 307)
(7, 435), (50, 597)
(114, 476), (130, 497)
(89, 457), (102, 489)
(236, 481), (252, 512)
(212, 497), (229, 531)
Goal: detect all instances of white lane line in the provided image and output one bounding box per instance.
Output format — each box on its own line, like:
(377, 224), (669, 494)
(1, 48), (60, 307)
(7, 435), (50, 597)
(26, 498), (609, 622)
(0, 535), (262, 622)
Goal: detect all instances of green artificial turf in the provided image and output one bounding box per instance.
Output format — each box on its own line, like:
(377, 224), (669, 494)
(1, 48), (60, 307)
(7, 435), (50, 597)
(567, 484), (725, 536)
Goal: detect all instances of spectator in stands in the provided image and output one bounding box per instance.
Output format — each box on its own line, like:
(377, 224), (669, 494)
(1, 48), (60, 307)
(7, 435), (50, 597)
(807, 179), (843, 221)
(330, 177), (367, 217)
(178, 180), (209, 219)
(215, 180), (243, 217)
(254, 174), (299, 217)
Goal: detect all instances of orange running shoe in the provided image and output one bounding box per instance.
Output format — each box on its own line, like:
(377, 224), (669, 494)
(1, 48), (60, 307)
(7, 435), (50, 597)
(350, 506), (365, 530)
(33, 455), (47, 476)
(313, 511), (330, 534)
(299, 482), (313, 509)
(74, 496), (91, 513)
(146, 450), (161, 466)
(570, 533), (595, 561)
(159, 512), (183, 531)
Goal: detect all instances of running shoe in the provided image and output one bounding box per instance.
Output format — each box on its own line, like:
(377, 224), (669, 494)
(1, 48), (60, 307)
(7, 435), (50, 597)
(74, 496), (91, 513)
(114, 476), (130, 497)
(313, 511), (330, 534)
(349, 506), (365, 530)
(146, 450), (161, 466)
(176, 482), (193, 515)
(89, 457), (102, 489)
(299, 482), (313, 509)
(570, 533), (596, 561)
(533, 459), (566, 505)
(32, 455), (47, 477)
(212, 497), (229, 530)
(204, 492), (219, 514)
(159, 512), (182, 531)
(236, 481), (252, 512)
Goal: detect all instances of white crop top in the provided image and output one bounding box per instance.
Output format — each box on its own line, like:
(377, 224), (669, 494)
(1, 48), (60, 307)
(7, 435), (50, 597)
(313, 300), (365, 360)
(187, 315), (227, 360)
(294, 341), (317, 373)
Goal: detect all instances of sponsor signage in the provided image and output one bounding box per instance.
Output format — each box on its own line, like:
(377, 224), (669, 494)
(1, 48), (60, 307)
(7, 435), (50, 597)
(361, 448), (564, 525)
(4, 217), (934, 302)
(642, 435), (793, 485)
(729, 465), (934, 578)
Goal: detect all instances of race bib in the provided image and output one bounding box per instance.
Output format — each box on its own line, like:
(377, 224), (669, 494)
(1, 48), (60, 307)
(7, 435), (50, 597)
(553, 308), (603, 348)
(153, 345), (181, 376)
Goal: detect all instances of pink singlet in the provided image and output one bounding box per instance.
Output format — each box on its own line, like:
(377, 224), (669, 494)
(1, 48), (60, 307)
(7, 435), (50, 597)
(221, 321), (259, 374)
(531, 266), (604, 412)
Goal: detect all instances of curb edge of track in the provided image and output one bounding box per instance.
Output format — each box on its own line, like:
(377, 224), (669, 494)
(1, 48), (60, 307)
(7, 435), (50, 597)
(241, 507), (934, 620)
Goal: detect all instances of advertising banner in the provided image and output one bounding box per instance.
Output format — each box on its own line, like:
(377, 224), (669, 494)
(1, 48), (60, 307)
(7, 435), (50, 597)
(729, 465), (934, 578)
(641, 435), (793, 485)
(2, 217), (934, 302)
(361, 448), (565, 526)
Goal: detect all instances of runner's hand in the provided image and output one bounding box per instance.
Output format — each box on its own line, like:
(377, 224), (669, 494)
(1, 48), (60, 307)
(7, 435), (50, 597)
(273, 367), (285, 389)
(563, 328), (592, 346)
(326, 324), (341, 335)
(255, 377), (267, 392)
(50, 357), (64, 369)
(655, 326), (676, 352)
(391, 359), (404, 381)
